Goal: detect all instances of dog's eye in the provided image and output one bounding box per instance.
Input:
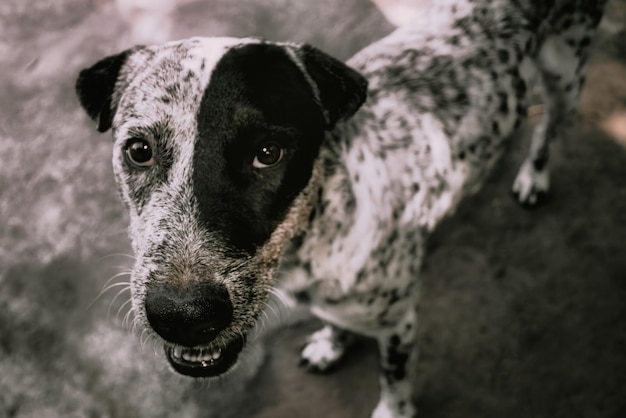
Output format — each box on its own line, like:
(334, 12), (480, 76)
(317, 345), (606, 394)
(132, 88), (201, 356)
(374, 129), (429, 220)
(252, 143), (284, 168)
(125, 138), (154, 167)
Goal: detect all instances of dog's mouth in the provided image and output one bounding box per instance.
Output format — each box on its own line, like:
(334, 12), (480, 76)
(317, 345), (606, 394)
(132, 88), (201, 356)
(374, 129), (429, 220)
(164, 336), (245, 378)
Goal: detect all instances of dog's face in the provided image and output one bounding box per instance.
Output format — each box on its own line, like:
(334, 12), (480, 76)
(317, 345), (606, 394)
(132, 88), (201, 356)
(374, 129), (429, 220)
(76, 37), (366, 378)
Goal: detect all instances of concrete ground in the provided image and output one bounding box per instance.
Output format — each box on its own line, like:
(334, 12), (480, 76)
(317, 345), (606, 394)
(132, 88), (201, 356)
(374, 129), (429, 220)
(1, 1), (625, 417)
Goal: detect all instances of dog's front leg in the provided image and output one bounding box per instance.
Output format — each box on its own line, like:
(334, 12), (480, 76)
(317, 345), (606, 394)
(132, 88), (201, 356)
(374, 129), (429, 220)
(372, 309), (418, 418)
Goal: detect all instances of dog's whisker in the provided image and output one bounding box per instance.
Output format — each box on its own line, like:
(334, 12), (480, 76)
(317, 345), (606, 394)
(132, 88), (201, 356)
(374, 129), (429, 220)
(238, 330), (247, 349)
(100, 271), (132, 290)
(124, 306), (137, 329)
(122, 304), (135, 328)
(130, 315), (141, 337)
(255, 310), (269, 339)
(139, 328), (150, 349)
(97, 253), (137, 263)
(263, 287), (296, 329)
(102, 272), (133, 288)
(266, 287), (293, 317)
(263, 302), (280, 325)
(144, 332), (159, 353)
(105, 284), (132, 319)
(115, 297), (133, 321)
(108, 283), (131, 301)
(87, 274), (132, 311)
(101, 281), (132, 295)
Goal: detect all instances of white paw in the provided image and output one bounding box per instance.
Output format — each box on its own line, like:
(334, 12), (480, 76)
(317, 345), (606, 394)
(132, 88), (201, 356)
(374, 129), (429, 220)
(298, 326), (347, 373)
(372, 398), (416, 418)
(512, 159), (550, 207)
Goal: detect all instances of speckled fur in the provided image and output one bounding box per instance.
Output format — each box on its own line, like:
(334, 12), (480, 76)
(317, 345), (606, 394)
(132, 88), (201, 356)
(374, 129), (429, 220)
(289, 2), (606, 416)
(76, 1), (606, 417)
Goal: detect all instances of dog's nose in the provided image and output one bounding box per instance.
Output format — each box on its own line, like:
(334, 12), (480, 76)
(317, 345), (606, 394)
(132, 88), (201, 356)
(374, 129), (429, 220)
(144, 281), (233, 347)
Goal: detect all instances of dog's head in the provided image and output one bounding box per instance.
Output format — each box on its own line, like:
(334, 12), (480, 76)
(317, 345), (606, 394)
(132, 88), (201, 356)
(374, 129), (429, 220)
(76, 37), (367, 378)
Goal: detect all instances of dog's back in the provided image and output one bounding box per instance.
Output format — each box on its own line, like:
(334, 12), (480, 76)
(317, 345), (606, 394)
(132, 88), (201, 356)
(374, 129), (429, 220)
(319, 0), (607, 233)
(294, 0), (607, 331)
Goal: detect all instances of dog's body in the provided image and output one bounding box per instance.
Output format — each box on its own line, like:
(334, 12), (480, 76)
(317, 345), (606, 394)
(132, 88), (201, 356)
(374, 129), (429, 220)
(76, 1), (606, 416)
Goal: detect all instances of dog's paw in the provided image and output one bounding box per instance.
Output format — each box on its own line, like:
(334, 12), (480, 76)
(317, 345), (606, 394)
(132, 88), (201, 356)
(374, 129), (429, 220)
(372, 399), (417, 418)
(298, 326), (350, 373)
(512, 159), (550, 208)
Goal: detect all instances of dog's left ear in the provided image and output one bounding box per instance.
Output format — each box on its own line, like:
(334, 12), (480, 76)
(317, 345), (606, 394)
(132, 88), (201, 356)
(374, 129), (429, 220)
(290, 44), (368, 129)
(75, 47), (140, 133)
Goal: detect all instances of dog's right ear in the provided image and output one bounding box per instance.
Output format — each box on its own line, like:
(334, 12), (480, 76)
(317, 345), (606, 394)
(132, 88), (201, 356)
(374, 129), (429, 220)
(75, 48), (139, 133)
(286, 44), (368, 129)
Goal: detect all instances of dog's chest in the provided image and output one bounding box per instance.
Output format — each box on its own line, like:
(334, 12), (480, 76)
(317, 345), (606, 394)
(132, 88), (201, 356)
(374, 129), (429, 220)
(278, 149), (432, 331)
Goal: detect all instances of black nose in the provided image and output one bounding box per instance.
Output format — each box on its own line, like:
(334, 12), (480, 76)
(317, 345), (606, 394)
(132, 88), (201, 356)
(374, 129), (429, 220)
(144, 281), (233, 347)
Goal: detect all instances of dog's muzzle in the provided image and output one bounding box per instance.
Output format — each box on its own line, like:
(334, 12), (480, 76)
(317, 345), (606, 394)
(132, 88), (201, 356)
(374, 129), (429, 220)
(145, 281), (244, 377)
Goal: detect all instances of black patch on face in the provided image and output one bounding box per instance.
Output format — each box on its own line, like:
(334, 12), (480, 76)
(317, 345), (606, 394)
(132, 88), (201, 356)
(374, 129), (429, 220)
(192, 44), (327, 253)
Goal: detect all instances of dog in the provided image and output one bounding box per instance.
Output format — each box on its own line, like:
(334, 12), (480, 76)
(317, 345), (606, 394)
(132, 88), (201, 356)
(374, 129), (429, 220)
(75, 0), (606, 416)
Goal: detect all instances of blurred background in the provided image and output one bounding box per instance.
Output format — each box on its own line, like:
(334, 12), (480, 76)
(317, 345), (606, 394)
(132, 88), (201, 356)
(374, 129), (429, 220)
(1, 0), (625, 417)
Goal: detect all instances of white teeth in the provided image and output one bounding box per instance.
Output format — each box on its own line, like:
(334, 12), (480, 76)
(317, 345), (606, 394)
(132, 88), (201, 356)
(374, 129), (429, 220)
(173, 346), (221, 364)
(211, 348), (222, 360)
(182, 350), (192, 362)
(199, 349), (211, 362)
(174, 347), (183, 358)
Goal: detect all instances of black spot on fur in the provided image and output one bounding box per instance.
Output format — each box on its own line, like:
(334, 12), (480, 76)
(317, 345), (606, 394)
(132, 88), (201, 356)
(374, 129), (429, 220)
(498, 92), (509, 114)
(384, 339), (409, 381)
(497, 49), (509, 64)
(492, 121), (500, 135)
(165, 84), (181, 99)
(388, 289), (400, 305)
(456, 92), (468, 104)
(533, 154), (548, 171)
(294, 291), (311, 303)
(561, 18), (572, 30)
(579, 36), (591, 49)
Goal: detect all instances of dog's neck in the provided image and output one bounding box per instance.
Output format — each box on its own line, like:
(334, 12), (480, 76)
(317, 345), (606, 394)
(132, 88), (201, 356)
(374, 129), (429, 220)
(256, 159), (325, 271)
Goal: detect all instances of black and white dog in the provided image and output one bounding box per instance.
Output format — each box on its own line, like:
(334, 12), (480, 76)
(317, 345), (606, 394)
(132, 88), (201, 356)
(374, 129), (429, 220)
(76, 1), (606, 416)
